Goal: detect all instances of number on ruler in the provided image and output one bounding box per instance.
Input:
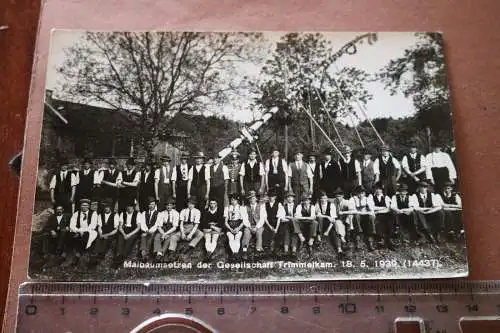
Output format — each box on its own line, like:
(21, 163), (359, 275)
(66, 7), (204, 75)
(339, 303), (357, 314)
(185, 307), (194, 315)
(121, 307), (130, 316)
(250, 305), (257, 314)
(312, 306), (320, 315)
(466, 304), (479, 312)
(25, 305), (37, 316)
(280, 306), (289, 314)
(153, 308), (161, 315)
(217, 307), (225, 316)
(375, 305), (384, 313)
(89, 307), (99, 316)
(436, 304), (448, 313)
(60, 307), (65, 315)
(404, 305), (416, 313)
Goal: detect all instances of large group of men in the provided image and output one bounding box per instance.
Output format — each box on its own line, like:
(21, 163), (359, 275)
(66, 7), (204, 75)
(39, 141), (463, 268)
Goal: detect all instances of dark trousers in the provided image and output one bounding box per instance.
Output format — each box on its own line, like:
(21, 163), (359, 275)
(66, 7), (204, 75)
(191, 184), (207, 209)
(444, 210), (463, 234)
(243, 180), (261, 194)
(139, 185), (155, 212)
(352, 214), (376, 236)
(228, 180), (240, 197)
(119, 187), (137, 213)
(362, 179), (376, 195)
(394, 212), (418, 240)
(158, 183), (173, 211)
(341, 179), (358, 198)
(375, 213), (396, 240)
(267, 176), (285, 202)
(209, 185), (226, 211)
(262, 220), (286, 249)
(380, 177), (397, 197)
(140, 233), (155, 256)
(69, 232), (91, 254)
(116, 233), (138, 258)
(291, 218), (318, 248)
(101, 185), (119, 209)
(175, 181), (188, 211)
(290, 181), (309, 200)
(42, 230), (69, 255)
(93, 235), (116, 259)
(415, 210), (445, 235)
(431, 167), (450, 193)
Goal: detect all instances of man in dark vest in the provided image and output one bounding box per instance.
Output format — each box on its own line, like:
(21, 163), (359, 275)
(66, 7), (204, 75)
(138, 160), (156, 212)
(361, 149), (377, 195)
(75, 158), (97, 207)
(262, 189), (286, 253)
(114, 202), (143, 268)
(401, 143), (427, 194)
(200, 198), (224, 261)
(100, 159), (121, 211)
(292, 193), (318, 257)
(242, 191), (266, 257)
(374, 145), (401, 197)
(41, 205), (70, 263)
(155, 155), (175, 211)
(320, 148), (342, 197)
(372, 183), (396, 250)
(307, 152), (322, 203)
(173, 153), (190, 211)
(153, 198), (179, 261)
(281, 191), (297, 257)
(348, 186), (376, 251)
(209, 153), (229, 210)
(410, 181), (445, 243)
(49, 158), (77, 213)
(390, 183), (417, 244)
(187, 152), (211, 209)
(339, 146), (361, 198)
(264, 146), (288, 202)
(240, 147), (265, 197)
(119, 158), (140, 213)
(227, 148), (242, 199)
(316, 191), (344, 255)
(89, 198), (120, 266)
(139, 197), (160, 259)
(441, 182), (463, 240)
(288, 151), (313, 201)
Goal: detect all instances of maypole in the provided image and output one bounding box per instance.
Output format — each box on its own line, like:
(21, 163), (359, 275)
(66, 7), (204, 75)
(312, 86), (345, 147)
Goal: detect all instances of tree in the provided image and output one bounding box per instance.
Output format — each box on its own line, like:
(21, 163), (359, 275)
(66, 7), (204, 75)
(57, 32), (263, 154)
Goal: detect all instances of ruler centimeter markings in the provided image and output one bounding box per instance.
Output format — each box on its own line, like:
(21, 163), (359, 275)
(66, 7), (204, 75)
(16, 281), (500, 333)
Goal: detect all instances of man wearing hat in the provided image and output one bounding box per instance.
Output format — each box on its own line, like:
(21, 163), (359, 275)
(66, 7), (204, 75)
(372, 182), (396, 250)
(409, 181), (445, 243)
(281, 190), (297, 256)
(440, 182), (463, 240)
(90, 198), (120, 266)
(139, 196), (161, 259)
(292, 192), (319, 256)
(240, 147), (265, 197)
(331, 187), (352, 247)
(242, 190), (266, 256)
(173, 153), (191, 211)
(115, 202), (143, 268)
(153, 197), (179, 261)
(209, 153), (230, 210)
(155, 155), (175, 211)
(224, 193), (248, 260)
(307, 152), (322, 203)
(227, 149), (242, 199)
(348, 185), (376, 251)
(170, 197), (204, 254)
(288, 151), (314, 201)
(74, 158), (98, 208)
(119, 157), (140, 213)
(319, 148), (342, 198)
(67, 198), (99, 266)
(373, 145), (401, 197)
(390, 183), (418, 244)
(138, 160), (156, 212)
(401, 141), (427, 194)
(262, 188), (286, 254)
(100, 158), (122, 211)
(187, 152), (211, 209)
(264, 146), (288, 202)
(425, 142), (457, 193)
(339, 145), (361, 198)
(316, 191), (344, 255)
(360, 148), (378, 195)
(49, 157), (78, 213)
(41, 205), (70, 264)
(200, 198), (224, 261)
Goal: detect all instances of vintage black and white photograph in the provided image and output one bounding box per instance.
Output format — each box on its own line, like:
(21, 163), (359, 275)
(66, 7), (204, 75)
(28, 31), (467, 281)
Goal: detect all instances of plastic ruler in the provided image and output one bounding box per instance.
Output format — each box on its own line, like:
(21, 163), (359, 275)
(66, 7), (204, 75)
(15, 280), (500, 332)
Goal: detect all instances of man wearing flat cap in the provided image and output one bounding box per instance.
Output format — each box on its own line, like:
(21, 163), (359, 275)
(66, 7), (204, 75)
(74, 158), (98, 208)
(339, 145), (362, 198)
(49, 157), (78, 213)
(119, 157), (140, 213)
(264, 146), (288, 202)
(187, 152), (211, 209)
(100, 158), (122, 211)
(288, 150), (314, 201)
(409, 181), (445, 243)
(138, 160), (156, 212)
(374, 145), (401, 197)
(319, 148), (342, 198)
(155, 155), (175, 211)
(240, 147), (265, 197)
(401, 140), (427, 194)
(67, 198), (99, 266)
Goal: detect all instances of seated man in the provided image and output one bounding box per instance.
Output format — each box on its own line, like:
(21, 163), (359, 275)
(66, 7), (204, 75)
(170, 197), (204, 254)
(67, 198), (99, 266)
(201, 198), (224, 261)
(90, 198), (120, 266)
(41, 205), (70, 264)
(242, 190), (266, 257)
(139, 197), (161, 260)
(114, 203), (142, 268)
(348, 186), (376, 251)
(410, 181), (445, 243)
(331, 187), (352, 246)
(441, 182), (463, 240)
(153, 197), (179, 261)
(293, 193), (318, 256)
(262, 189), (286, 254)
(316, 191), (344, 255)
(372, 183), (396, 250)
(390, 183), (418, 244)
(224, 193), (248, 261)
(281, 191), (297, 256)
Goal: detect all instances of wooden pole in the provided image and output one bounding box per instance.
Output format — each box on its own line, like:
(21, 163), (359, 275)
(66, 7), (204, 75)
(313, 86), (345, 147)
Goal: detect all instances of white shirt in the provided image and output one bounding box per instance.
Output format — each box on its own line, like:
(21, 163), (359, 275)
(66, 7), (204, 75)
(425, 152), (457, 181)
(171, 164), (189, 182)
(140, 209), (161, 232)
(211, 163), (230, 180)
(159, 209), (180, 228)
(244, 203), (267, 228)
(287, 161), (314, 178)
(361, 159), (380, 174)
(315, 202), (337, 219)
(348, 195), (375, 212)
(97, 212), (120, 230)
(49, 171), (79, 189)
(294, 204), (317, 218)
(120, 211), (144, 229)
(373, 156), (401, 175)
(56, 215), (63, 225)
(390, 194), (417, 210)
(180, 208), (201, 224)
(401, 153), (427, 173)
(265, 158), (288, 175)
(340, 157), (361, 174)
(410, 192), (444, 208)
(239, 160), (265, 177)
(69, 210), (98, 232)
(155, 165), (174, 184)
(224, 204), (249, 223)
(188, 165), (211, 181)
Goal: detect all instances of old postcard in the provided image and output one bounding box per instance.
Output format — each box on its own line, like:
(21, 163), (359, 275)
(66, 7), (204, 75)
(28, 31), (468, 281)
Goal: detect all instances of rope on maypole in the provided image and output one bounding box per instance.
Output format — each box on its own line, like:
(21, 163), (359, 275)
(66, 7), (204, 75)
(312, 86), (345, 147)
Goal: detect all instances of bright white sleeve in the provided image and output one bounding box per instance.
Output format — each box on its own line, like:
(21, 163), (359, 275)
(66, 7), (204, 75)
(187, 167), (193, 181)
(354, 160), (361, 173)
(170, 168), (177, 182)
(390, 196), (398, 210)
(409, 195), (419, 208)
(259, 162), (265, 176)
(69, 212), (78, 232)
(205, 167), (211, 180)
(385, 196), (392, 208)
(113, 214), (120, 229)
(276, 203), (286, 219)
(433, 194), (444, 207)
(393, 158), (401, 169)
(49, 175), (57, 189)
(154, 169), (161, 180)
(241, 207), (250, 227)
(373, 159), (380, 175)
(257, 205), (266, 228)
(223, 165), (230, 180)
(294, 204), (303, 218)
(425, 154), (434, 180)
(366, 195), (375, 210)
(239, 163), (246, 176)
(445, 153), (457, 180)
(401, 156), (409, 171)
(456, 194), (462, 207)
(287, 164), (293, 177)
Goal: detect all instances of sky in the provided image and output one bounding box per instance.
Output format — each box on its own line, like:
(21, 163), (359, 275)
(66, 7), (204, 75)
(45, 31), (420, 123)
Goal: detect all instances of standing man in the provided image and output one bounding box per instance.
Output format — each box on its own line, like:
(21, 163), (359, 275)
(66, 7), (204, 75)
(227, 149), (242, 198)
(410, 181), (445, 243)
(139, 197), (161, 259)
(288, 151), (313, 201)
(49, 158), (78, 213)
(360, 149), (378, 195)
(209, 153), (229, 210)
(264, 146), (288, 202)
(187, 152), (211, 209)
(100, 159), (122, 211)
(173, 153), (190, 211)
(75, 158), (97, 207)
(242, 191), (266, 257)
(119, 158), (140, 213)
(320, 148), (342, 198)
(374, 145), (401, 197)
(153, 198), (179, 261)
(68, 198), (99, 266)
(425, 143), (457, 193)
(240, 147), (265, 196)
(339, 146), (361, 198)
(401, 143), (427, 194)
(307, 152), (322, 203)
(114, 203), (143, 268)
(138, 160), (156, 212)
(155, 155), (175, 211)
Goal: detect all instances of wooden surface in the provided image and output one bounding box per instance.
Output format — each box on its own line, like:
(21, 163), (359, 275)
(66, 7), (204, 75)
(0, 0), (41, 328)
(3, 0), (500, 332)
